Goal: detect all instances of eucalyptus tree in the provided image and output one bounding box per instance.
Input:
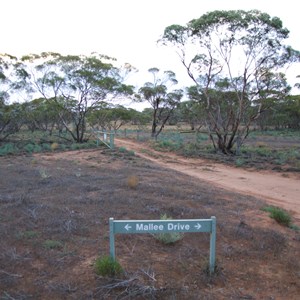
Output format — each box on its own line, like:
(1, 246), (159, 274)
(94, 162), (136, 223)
(0, 54), (11, 140)
(0, 54), (25, 141)
(87, 104), (133, 132)
(180, 93), (206, 131)
(161, 10), (299, 153)
(284, 95), (300, 128)
(22, 98), (63, 135)
(0, 54), (14, 104)
(0, 102), (24, 142)
(124, 108), (150, 127)
(15, 52), (134, 142)
(137, 68), (183, 138)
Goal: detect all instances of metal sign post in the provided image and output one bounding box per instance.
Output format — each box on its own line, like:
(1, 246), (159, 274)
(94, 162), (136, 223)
(109, 217), (216, 274)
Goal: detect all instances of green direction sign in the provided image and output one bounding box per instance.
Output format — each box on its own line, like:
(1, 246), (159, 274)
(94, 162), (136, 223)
(109, 217), (217, 274)
(112, 219), (212, 234)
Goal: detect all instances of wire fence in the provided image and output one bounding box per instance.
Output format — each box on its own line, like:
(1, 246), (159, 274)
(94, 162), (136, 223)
(115, 128), (209, 143)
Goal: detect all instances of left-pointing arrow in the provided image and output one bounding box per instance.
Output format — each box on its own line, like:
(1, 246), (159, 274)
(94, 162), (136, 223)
(125, 224), (132, 231)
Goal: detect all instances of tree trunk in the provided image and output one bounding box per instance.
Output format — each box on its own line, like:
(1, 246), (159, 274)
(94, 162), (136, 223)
(151, 109), (158, 138)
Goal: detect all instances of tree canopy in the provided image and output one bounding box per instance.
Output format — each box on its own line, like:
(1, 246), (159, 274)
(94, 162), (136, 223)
(13, 52), (134, 142)
(161, 10), (300, 153)
(137, 68), (183, 138)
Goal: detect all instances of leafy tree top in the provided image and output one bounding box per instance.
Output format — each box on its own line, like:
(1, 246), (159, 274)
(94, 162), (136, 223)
(188, 10), (289, 35)
(161, 10), (300, 98)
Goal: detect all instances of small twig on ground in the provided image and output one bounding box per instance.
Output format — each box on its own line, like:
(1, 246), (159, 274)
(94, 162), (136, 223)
(122, 240), (138, 255)
(94, 274), (162, 299)
(0, 269), (23, 278)
(98, 277), (138, 290)
(140, 267), (157, 281)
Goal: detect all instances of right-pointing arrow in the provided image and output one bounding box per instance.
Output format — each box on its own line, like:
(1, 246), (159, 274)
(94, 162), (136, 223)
(195, 223), (202, 230)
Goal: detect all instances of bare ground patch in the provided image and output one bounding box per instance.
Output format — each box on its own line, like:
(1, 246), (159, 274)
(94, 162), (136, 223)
(0, 148), (299, 299)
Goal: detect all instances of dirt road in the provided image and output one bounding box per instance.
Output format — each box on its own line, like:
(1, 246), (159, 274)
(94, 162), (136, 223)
(115, 138), (300, 221)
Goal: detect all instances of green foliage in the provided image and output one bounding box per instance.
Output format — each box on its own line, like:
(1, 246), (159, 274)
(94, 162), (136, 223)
(127, 150), (135, 156)
(70, 142), (96, 150)
(249, 129), (300, 138)
(88, 105), (135, 131)
(262, 206), (292, 227)
(118, 146), (127, 153)
(181, 142), (203, 156)
(41, 143), (52, 151)
(115, 128), (299, 171)
(255, 96), (300, 130)
(0, 143), (17, 155)
(289, 224), (300, 231)
(240, 144), (300, 171)
(155, 231), (183, 244)
(17, 230), (39, 239)
(0, 128), (102, 157)
(152, 132), (213, 157)
(154, 214), (184, 244)
(24, 143), (34, 153)
(24, 143), (42, 153)
(138, 68), (183, 138)
(118, 146), (135, 156)
(161, 10), (298, 153)
(235, 158), (245, 167)
(255, 145), (273, 157)
(43, 239), (63, 250)
(70, 143), (81, 150)
(14, 52), (134, 143)
(195, 133), (209, 142)
(154, 140), (179, 152)
(0, 102), (24, 141)
(94, 256), (123, 277)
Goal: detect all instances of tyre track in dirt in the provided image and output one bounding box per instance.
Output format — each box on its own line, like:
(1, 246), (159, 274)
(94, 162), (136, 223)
(115, 138), (300, 221)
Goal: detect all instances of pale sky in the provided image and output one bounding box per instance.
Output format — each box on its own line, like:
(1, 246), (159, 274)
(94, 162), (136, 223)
(1, 0), (299, 107)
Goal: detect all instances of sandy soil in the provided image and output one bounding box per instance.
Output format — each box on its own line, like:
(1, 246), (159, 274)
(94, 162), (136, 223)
(1, 146), (299, 299)
(115, 138), (300, 222)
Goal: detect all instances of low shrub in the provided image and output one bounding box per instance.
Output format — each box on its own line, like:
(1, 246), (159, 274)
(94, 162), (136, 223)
(118, 147), (135, 156)
(51, 142), (59, 151)
(262, 206), (292, 227)
(154, 140), (176, 151)
(127, 150), (135, 156)
(155, 231), (184, 245)
(70, 143), (81, 150)
(24, 143), (42, 153)
(17, 230), (39, 239)
(127, 175), (139, 189)
(154, 214), (184, 244)
(60, 143), (67, 151)
(181, 143), (200, 156)
(119, 146), (127, 153)
(43, 239), (63, 250)
(0, 143), (17, 155)
(235, 158), (245, 167)
(39, 168), (51, 179)
(94, 256), (123, 277)
(42, 143), (52, 151)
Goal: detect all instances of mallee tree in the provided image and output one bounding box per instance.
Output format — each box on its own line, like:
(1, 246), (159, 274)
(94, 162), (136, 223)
(137, 68), (183, 138)
(161, 10), (300, 154)
(14, 52), (134, 143)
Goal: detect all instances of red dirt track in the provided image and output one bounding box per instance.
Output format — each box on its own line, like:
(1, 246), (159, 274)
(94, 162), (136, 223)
(115, 138), (300, 222)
